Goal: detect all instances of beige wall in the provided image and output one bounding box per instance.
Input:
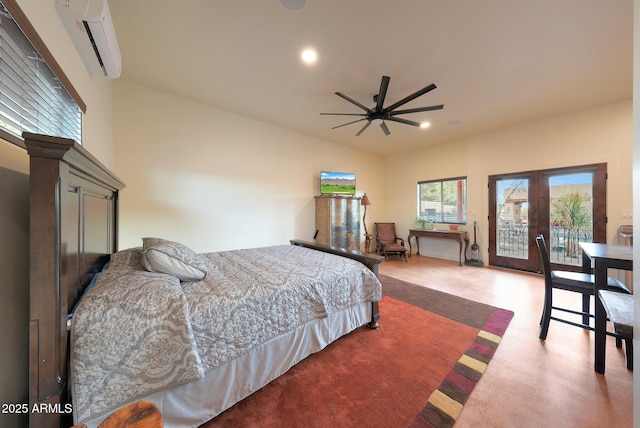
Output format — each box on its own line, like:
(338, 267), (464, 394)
(112, 79), (632, 263)
(113, 80), (385, 252)
(384, 99), (633, 262)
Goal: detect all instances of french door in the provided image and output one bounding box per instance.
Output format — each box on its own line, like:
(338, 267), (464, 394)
(488, 164), (607, 272)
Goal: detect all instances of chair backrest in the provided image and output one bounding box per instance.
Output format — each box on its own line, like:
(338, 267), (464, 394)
(535, 234), (552, 285)
(375, 223), (398, 244)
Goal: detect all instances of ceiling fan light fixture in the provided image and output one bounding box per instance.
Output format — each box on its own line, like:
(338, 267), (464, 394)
(321, 75), (444, 136)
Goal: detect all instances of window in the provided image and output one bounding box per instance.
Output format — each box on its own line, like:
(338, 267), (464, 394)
(417, 177), (467, 224)
(0, 1), (83, 147)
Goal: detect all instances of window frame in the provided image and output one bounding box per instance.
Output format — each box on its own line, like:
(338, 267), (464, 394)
(417, 176), (468, 225)
(1, 0), (85, 149)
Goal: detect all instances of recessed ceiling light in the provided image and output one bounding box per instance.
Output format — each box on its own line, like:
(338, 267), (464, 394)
(301, 48), (318, 64)
(420, 122), (431, 129)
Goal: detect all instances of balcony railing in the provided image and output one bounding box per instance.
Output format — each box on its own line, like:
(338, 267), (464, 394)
(496, 223), (528, 259)
(497, 222), (592, 266)
(548, 227), (593, 265)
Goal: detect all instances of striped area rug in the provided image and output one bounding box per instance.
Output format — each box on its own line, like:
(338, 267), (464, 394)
(411, 308), (513, 427)
(203, 274), (514, 428)
(380, 274), (514, 428)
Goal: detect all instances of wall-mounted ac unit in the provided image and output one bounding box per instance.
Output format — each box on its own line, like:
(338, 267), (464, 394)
(55, 0), (122, 79)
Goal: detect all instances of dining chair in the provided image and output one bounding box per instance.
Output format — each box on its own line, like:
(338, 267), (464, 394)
(535, 234), (630, 340)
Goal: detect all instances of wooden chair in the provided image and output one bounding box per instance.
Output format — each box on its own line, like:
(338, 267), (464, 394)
(374, 222), (407, 262)
(535, 234), (630, 340)
(72, 401), (163, 428)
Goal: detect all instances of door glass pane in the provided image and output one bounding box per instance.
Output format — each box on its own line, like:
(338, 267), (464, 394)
(496, 178), (529, 259)
(549, 173), (593, 266)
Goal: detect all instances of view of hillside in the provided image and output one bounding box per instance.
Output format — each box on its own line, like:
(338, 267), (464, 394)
(321, 177), (356, 195)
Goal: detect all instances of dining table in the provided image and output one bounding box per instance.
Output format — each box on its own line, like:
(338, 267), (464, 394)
(579, 242), (633, 374)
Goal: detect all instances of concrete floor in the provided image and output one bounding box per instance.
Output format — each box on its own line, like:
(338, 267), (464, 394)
(378, 255), (633, 428)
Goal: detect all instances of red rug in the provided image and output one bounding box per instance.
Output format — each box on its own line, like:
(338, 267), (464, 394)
(201, 275), (513, 428)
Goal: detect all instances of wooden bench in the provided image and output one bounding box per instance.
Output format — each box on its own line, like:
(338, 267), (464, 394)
(598, 290), (634, 371)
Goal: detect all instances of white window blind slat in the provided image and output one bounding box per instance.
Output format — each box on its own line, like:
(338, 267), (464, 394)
(0, 4), (81, 143)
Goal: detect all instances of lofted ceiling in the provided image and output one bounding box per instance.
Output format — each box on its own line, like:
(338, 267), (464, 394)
(108, 0), (633, 156)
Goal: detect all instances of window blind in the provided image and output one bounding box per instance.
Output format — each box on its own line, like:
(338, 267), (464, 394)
(418, 176), (468, 224)
(0, 4), (81, 143)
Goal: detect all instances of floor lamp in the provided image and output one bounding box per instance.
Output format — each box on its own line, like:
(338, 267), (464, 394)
(361, 193), (372, 253)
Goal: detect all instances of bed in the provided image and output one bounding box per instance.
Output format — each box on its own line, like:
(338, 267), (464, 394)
(24, 133), (384, 428)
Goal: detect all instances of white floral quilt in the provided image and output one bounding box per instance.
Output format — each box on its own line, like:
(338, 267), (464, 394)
(70, 245), (381, 424)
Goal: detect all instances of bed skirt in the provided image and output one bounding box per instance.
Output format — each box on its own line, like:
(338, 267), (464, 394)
(80, 301), (372, 428)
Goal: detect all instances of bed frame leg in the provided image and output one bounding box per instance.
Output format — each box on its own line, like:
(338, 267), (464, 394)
(367, 301), (380, 329)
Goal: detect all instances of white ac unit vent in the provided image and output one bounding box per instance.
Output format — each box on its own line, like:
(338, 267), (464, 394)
(55, 0), (122, 79)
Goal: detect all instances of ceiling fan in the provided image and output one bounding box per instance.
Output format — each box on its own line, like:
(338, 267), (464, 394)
(321, 75), (444, 136)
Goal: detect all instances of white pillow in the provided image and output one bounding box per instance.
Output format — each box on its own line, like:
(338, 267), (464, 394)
(141, 237), (208, 281)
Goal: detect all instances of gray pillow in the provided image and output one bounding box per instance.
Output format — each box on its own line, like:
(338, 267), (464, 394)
(141, 237), (208, 281)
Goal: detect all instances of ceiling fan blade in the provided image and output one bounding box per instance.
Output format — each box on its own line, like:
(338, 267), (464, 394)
(320, 113), (367, 116)
(375, 76), (391, 111)
(389, 104), (444, 115)
(332, 118), (367, 130)
(383, 83), (437, 113)
(335, 92), (371, 112)
(387, 116), (421, 127)
(355, 121), (371, 136)
(380, 121), (391, 136)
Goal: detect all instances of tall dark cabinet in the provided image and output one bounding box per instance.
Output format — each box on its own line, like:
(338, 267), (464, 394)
(315, 195), (361, 250)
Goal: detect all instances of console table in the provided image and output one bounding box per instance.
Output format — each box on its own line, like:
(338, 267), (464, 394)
(407, 229), (469, 266)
